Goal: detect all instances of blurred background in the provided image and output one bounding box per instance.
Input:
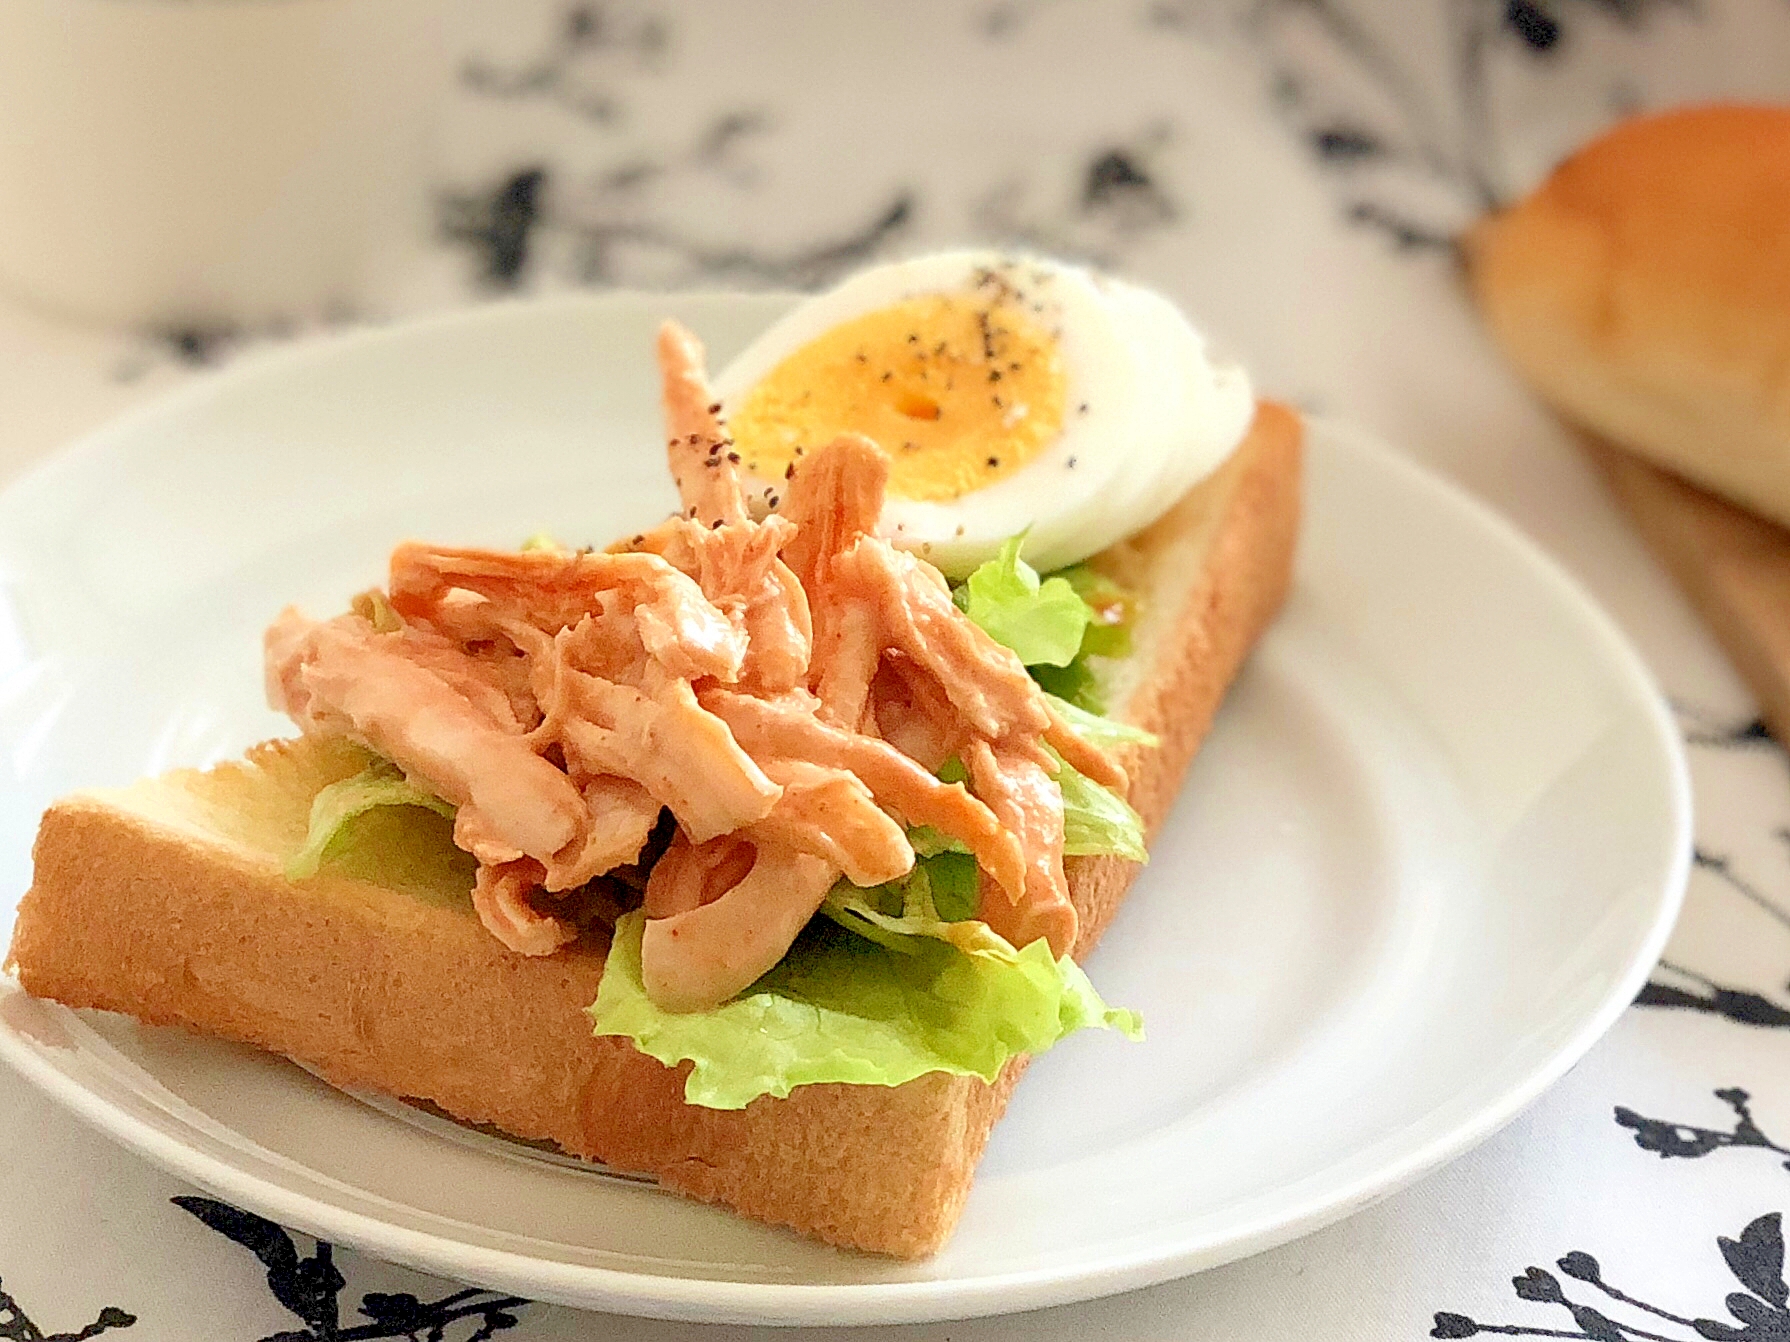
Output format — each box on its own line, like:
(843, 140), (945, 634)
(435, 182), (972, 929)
(7, 0), (1790, 489)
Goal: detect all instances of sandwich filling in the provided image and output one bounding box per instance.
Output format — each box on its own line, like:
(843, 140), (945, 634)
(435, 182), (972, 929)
(265, 322), (1150, 1106)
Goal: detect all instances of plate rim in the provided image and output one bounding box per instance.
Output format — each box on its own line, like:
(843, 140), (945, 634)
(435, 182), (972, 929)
(0, 290), (1693, 1325)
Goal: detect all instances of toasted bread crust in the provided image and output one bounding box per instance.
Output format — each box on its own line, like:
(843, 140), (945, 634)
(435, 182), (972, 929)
(8, 403), (1300, 1257)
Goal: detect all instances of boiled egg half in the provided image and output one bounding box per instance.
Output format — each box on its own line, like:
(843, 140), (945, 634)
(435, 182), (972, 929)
(714, 250), (1255, 577)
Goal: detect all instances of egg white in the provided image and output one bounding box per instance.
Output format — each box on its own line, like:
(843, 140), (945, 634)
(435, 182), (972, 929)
(714, 250), (1254, 578)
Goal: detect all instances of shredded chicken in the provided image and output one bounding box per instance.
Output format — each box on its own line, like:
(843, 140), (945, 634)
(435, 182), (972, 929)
(554, 668), (779, 841)
(834, 539), (1049, 743)
(640, 845), (838, 1012)
(779, 431), (887, 591)
(268, 609), (585, 864)
(549, 776), (662, 891)
(473, 860), (578, 957)
(869, 655), (970, 774)
(263, 318), (1127, 1005)
(626, 514), (813, 696)
(700, 686), (1027, 901)
(643, 834), (757, 919)
(389, 543), (746, 685)
(963, 738), (1079, 958)
(749, 756), (913, 889)
(658, 320), (747, 530)
(781, 433), (886, 728)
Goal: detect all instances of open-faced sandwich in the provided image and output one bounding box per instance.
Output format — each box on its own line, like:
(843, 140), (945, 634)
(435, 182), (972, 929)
(6, 251), (1302, 1257)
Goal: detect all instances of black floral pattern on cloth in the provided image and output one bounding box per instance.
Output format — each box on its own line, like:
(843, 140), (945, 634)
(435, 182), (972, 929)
(1235, 0), (1696, 246)
(441, 2), (1194, 292)
(1430, 1089), (1790, 1337)
(1627, 710), (1790, 1031)
(1640, 842), (1790, 1030)
(441, 168), (550, 288)
(172, 1198), (529, 1342)
(1430, 1211), (1789, 1340)
(1639, 967), (1790, 1031)
(0, 1287), (133, 1342)
(1616, 1088), (1790, 1172)
(441, 1), (921, 291)
(460, 1), (670, 124)
(1675, 707), (1778, 753)
(969, 128), (1183, 268)
(440, 163), (914, 292)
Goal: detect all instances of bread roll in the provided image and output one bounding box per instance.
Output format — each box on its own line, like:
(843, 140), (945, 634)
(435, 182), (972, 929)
(1464, 103), (1790, 524)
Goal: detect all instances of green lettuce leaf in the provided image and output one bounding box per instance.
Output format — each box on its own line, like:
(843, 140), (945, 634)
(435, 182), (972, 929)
(905, 824), (972, 859)
(823, 851), (982, 944)
(1044, 691), (1159, 750)
(958, 536), (1091, 668)
(954, 551), (1141, 711)
(1056, 755), (1149, 861)
(286, 761), (456, 880)
(1054, 563), (1135, 660)
(1029, 656), (1105, 713)
(589, 907), (1141, 1110)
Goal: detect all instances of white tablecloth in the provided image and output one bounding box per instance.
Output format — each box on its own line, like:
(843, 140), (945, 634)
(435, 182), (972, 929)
(3, 3), (1788, 1337)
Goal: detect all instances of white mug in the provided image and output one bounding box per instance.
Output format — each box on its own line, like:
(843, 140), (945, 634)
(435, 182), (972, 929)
(0, 0), (446, 329)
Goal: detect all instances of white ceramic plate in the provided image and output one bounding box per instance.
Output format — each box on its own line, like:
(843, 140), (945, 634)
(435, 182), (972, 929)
(0, 293), (1689, 1326)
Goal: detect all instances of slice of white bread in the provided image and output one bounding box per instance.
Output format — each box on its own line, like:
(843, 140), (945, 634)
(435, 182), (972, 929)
(6, 402), (1301, 1258)
(1464, 103), (1790, 527)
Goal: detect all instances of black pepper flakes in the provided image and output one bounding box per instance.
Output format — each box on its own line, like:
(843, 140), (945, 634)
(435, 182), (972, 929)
(727, 451), (741, 463)
(784, 462), (796, 479)
(1066, 456), (1077, 468)
(987, 455), (1000, 468)
(1078, 402), (1089, 415)
(706, 402), (721, 414)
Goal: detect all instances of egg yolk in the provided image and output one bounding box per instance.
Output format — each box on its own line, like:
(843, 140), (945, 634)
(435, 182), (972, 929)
(728, 292), (1067, 502)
